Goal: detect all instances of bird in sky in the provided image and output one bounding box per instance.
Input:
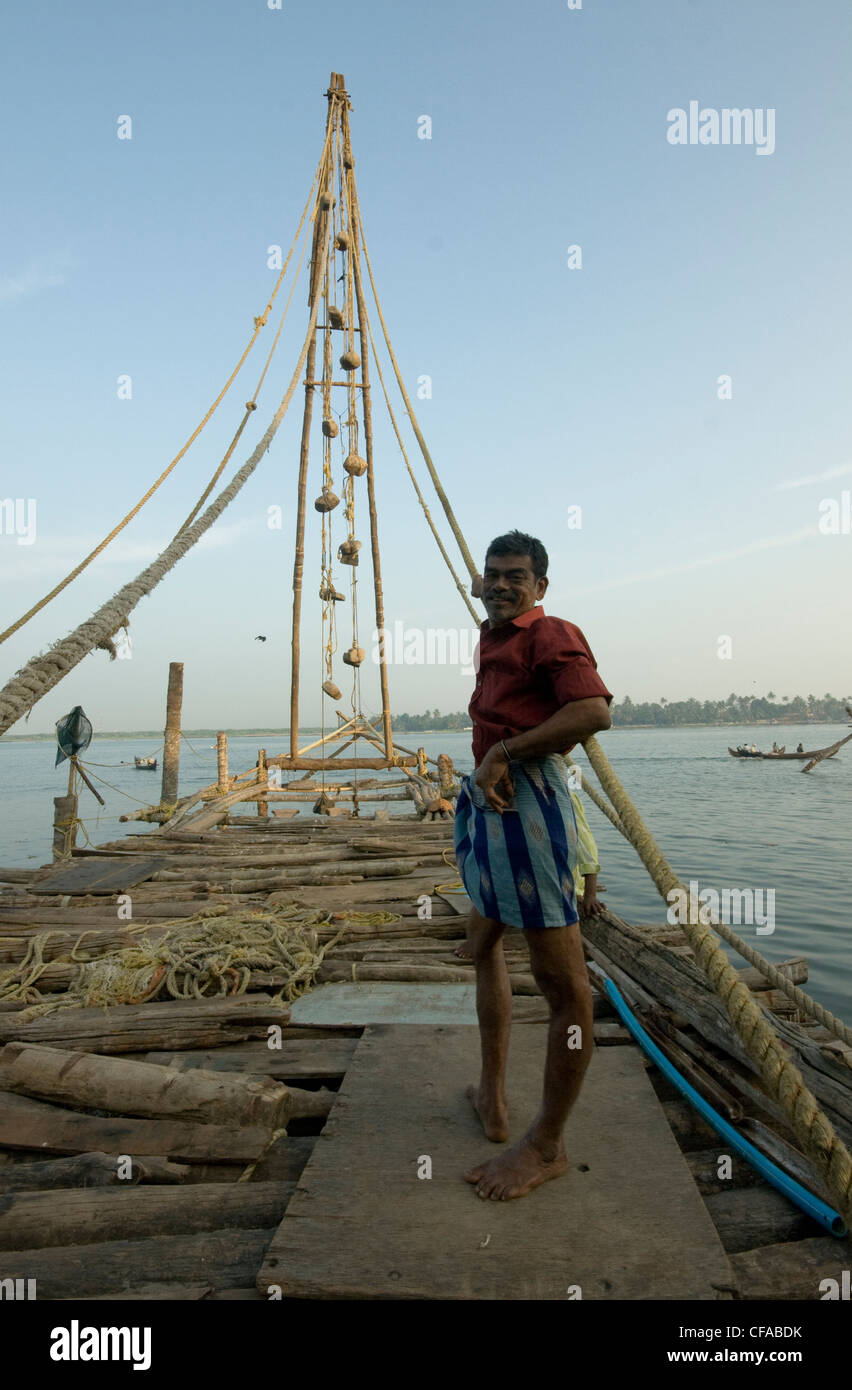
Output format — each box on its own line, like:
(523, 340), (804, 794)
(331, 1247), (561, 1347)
(255, 635), (267, 642)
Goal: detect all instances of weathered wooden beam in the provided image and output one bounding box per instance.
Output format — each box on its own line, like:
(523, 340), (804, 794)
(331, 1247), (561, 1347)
(0, 1151), (189, 1193)
(0, 995), (290, 1054)
(0, 1043), (292, 1129)
(0, 1228), (276, 1299)
(0, 1090), (275, 1164)
(0, 1181), (294, 1252)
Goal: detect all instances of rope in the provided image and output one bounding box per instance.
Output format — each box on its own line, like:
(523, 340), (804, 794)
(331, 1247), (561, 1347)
(0, 903), (401, 1014)
(75, 760), (162, 806)
(436, 845), (465, 895)
(0, 905), (347, 1015)
(0, 218), (332, 737)
(582, 733), (852, 1223)
(0, 127), (332, 649)
(566, 761), (628, 838)
(178, 215), (313, 535)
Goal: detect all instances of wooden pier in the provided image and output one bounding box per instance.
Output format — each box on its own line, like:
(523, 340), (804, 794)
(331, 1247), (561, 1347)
(1, 811), (850, 1300)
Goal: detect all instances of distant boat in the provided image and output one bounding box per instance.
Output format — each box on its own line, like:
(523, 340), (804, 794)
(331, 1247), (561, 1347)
(729, 733), (852, 762)
(134, 756), (158, 770)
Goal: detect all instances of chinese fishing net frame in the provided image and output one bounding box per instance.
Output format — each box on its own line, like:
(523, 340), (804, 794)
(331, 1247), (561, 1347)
(0, 76), (850, 1226)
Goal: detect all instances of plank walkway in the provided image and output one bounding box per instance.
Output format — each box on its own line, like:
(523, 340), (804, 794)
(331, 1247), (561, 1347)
(257, 1023), (734, 1300)
(1, 812), (845, 1299)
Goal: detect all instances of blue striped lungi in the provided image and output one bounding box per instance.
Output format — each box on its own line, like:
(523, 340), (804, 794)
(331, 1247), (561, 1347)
(453, 755), (580, 928)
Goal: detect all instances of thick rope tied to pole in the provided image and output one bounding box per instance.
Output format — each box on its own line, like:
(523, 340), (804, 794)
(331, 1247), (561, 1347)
(582, 737), (852, 1044)
(582, 733), (852, 1224)
(566, 762), (628, 839)
(0, 220), (332, 737)
(0, 126), (332, 650)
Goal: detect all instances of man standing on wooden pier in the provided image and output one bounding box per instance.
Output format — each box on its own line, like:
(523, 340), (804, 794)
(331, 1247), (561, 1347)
(455, 531), (612, 1200)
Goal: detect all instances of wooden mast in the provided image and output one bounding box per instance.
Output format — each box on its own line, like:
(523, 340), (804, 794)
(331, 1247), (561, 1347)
(343, 103), (393, 761)
(289, 74), (340, 759)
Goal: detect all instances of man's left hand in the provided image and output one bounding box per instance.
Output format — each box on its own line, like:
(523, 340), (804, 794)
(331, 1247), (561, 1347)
(474, 745), (514, 813)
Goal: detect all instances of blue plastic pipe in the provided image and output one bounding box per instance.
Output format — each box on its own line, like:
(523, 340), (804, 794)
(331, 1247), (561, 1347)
(598, 972), (847, 1237)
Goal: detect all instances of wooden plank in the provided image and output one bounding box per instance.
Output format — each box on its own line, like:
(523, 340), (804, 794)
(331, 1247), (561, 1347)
(0, 995), (290, 1054)
(257, 1025), (732, 1300)
(248, 1134), (316, 1184)
(703, 1186), (822, 1253)
(0, 1152), (188, 1193)
(0, 1181), (294, 1250)
(0, 1228), (275, 1299)
(0, 1043), (292, 1129)
(29, 857), (167, 895)
(728, 1236), (851, 1299)
(0, 1091), (273, 1164)
(137, 1038), (357, 1081)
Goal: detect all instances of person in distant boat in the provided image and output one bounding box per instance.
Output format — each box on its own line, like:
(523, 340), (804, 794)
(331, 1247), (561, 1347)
(453, 530), (612, 1202)
(797, 742), (804, 753)
(771, 741), (778, 753)
(751, 743), (758, 753)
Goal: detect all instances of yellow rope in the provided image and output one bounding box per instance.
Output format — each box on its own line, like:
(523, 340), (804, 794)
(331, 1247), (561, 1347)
(0, 125), (332, 648)
(1, 905), (347, 1016)
(436, 845), (464, 895)
(177, 214), (313, 534)
(566, 761), (628, 837)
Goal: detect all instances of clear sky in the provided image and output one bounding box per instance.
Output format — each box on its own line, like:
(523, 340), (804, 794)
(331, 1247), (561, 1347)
(2, 0), (851, 736)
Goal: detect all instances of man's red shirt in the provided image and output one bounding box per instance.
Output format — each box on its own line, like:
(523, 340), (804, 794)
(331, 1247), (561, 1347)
(469, 605), (612, 766)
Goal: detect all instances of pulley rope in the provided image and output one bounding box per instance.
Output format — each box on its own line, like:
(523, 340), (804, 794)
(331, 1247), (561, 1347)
(0, 124), (332, 649)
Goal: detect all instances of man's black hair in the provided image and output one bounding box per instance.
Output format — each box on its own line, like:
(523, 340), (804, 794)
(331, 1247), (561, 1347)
(484, 530), (548, 581)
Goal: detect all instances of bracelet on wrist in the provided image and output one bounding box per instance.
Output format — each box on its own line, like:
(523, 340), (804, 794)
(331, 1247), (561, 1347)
(500, 739), (513, 761)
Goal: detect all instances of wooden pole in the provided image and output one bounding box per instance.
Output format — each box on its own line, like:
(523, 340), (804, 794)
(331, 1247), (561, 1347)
(216, 732), (228, 795)
(52, 795), (77, 860)
(289, 77), (340, 759)
(160, 662), (184, 809)
(257, 748), (268, 819)
(345, 107), (393, 760)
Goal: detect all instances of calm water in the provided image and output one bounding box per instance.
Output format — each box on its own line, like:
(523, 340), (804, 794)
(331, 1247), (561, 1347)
(1, 723), (850, 1019)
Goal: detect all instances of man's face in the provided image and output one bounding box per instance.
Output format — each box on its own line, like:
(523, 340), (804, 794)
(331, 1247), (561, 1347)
(482, 552), (548, 626)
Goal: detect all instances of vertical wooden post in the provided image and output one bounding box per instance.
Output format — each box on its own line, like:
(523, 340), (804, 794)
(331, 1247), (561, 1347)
(53, 795), (77, 860)
(160, 662), (184, 809)
(345, 108), (393, 761)
(290, 76), (340, 759)
(216, 731), (229, 795)
(257, 748), (268, 819)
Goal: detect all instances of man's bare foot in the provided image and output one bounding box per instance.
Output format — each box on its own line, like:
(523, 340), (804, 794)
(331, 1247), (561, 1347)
(465, 1083), (509, 1142)
(453, 941), (473, 959)
(464, 1135), (568, 1200)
